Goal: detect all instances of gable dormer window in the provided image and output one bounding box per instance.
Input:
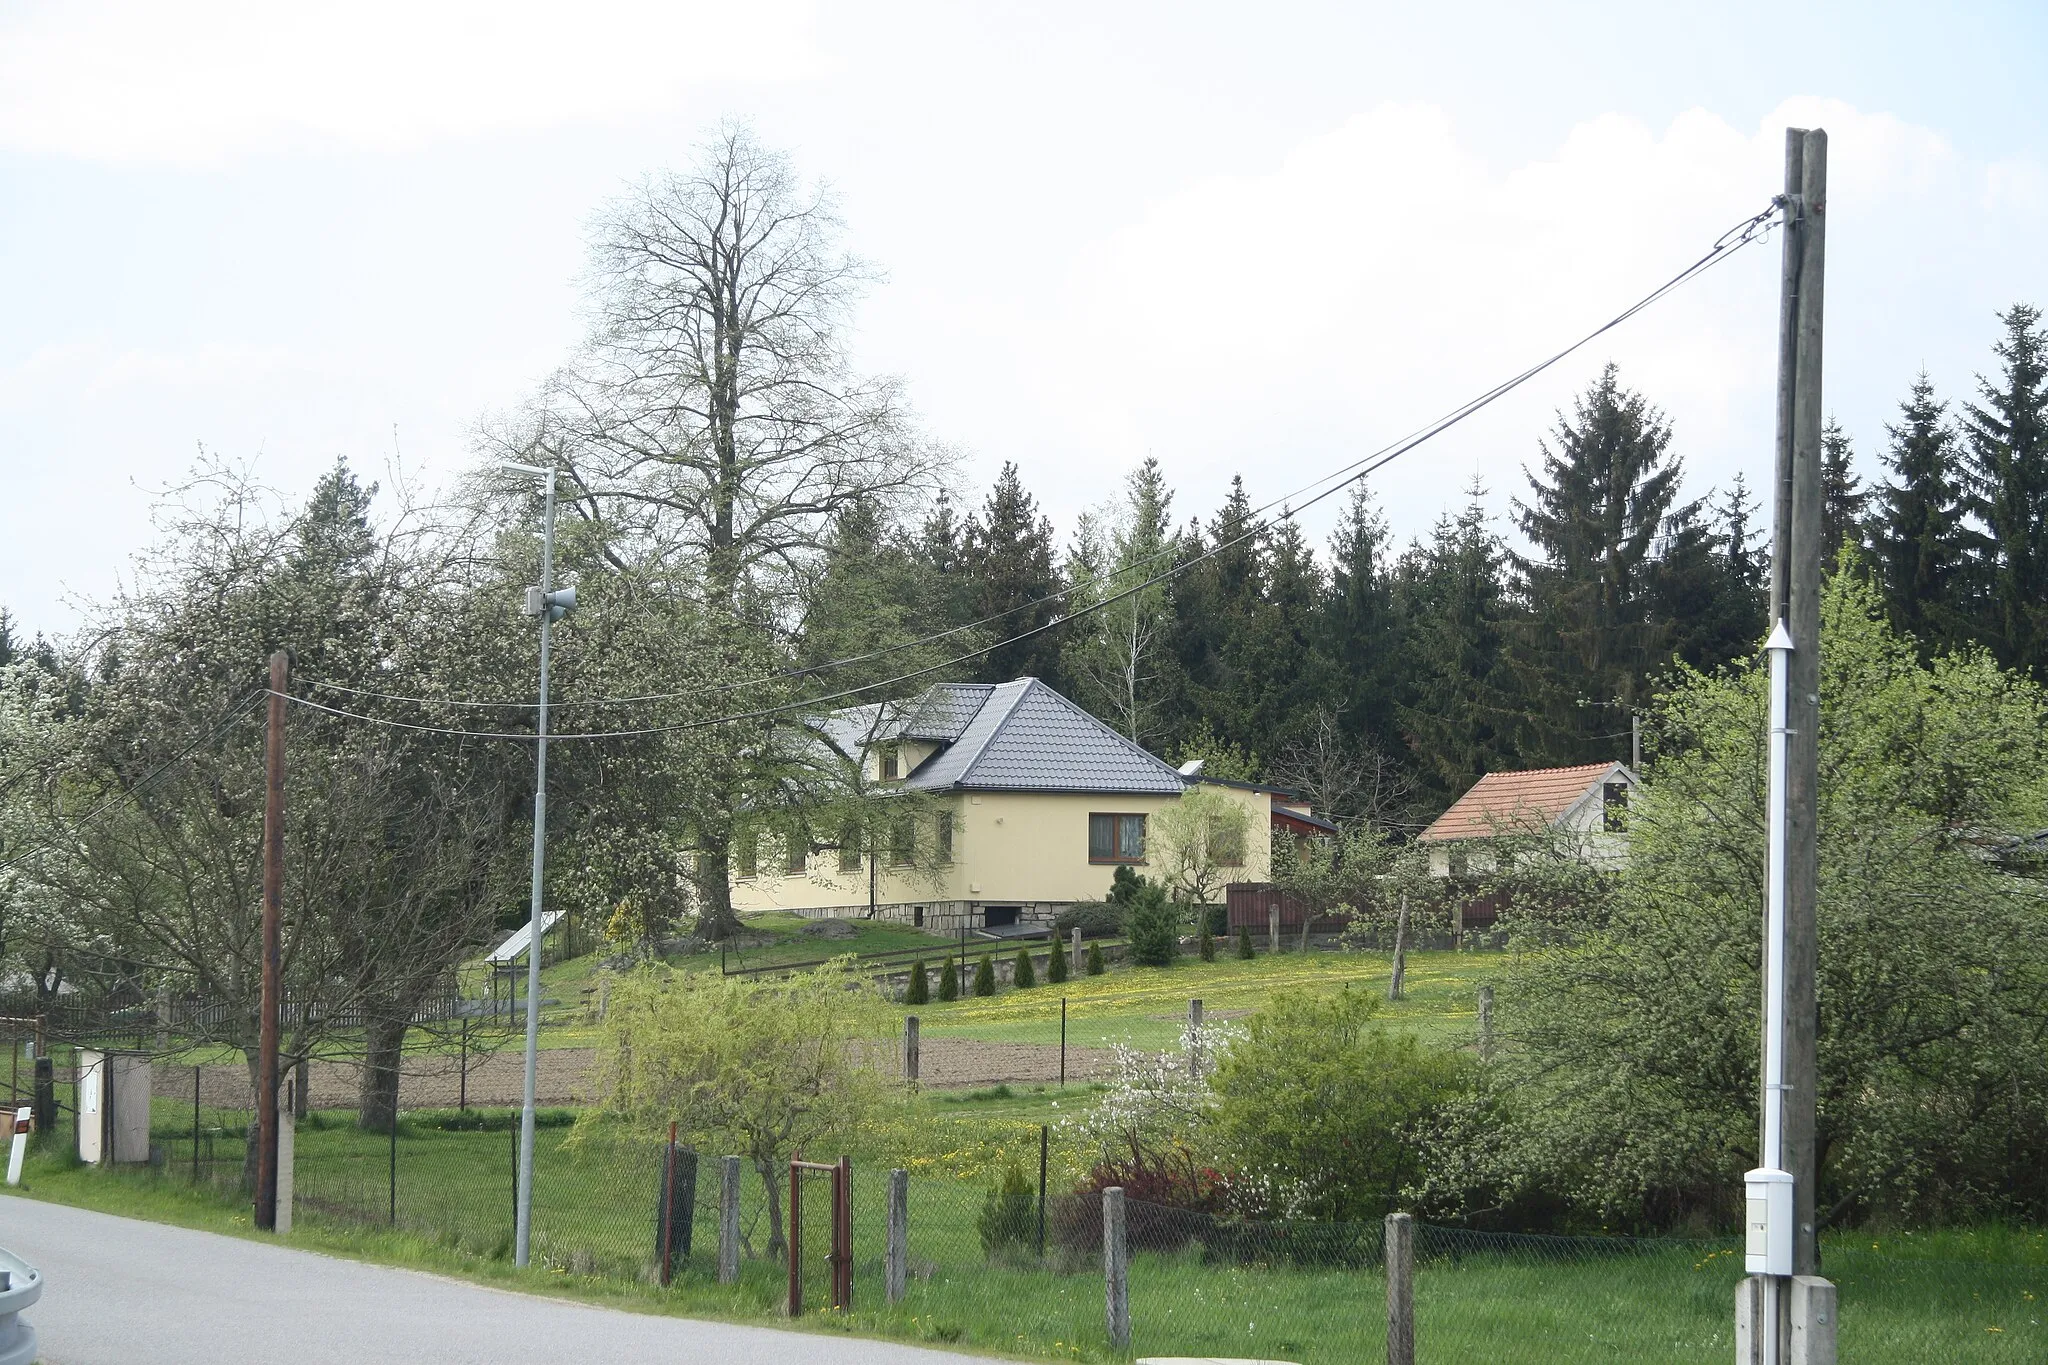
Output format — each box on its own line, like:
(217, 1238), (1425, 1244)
(1603, 781), (1629, 832)
(879, 744), (901, 781)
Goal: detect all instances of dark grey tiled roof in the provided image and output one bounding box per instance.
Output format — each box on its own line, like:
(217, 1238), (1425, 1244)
(897, 678), (1188, 794)
(901, 683), (993, 741)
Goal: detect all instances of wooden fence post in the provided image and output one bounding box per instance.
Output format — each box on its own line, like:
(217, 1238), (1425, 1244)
(886, 1167), (909, 1304)
(1187, 999), (1204, 1079)
(1477, 984), (1495, 1062)
(1386, 1211), (1415, 1365)
(1103, 1186), (1129, 1352)
(904, 1015), (920, 1090)
(1268, 903), (1281, 955)
(718, 1155), (741, 1285)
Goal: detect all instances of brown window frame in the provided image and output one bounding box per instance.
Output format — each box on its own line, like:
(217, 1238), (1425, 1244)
(935, 811), (954, 864)
(837, 822), (862, 874)
(879, 744), (901, 781)
(1089, 812), (1148, 864)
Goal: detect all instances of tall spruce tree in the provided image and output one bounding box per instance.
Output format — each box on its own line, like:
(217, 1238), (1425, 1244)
(963, 463), (1064, 685)
(0, 609), (15, 670)
(1821, 417), (1870, 567)
(1396, 480), (1519, 800)
(1653, 480), (1763, 677)
(1958, 304), (2048, 677)
(1063, 457), (1179, 743)
(1322, 483), (1403, 758)
(1872, 372), (1967, 654)
(1509, 365), (1688, 764)
(798, 499), (966, 692)
(1168, 478), (1273, 760)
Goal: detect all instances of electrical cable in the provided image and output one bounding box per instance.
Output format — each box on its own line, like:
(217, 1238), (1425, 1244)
(0, 689), (267, 876)
(300, 198), (1782, 718)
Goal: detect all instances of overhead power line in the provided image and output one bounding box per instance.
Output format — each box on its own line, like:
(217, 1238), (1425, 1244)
(281, 197), (1783, 743)
(0, 689), (267, 876)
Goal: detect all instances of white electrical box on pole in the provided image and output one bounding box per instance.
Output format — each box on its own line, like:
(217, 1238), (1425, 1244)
(505, 460), (573, 1269)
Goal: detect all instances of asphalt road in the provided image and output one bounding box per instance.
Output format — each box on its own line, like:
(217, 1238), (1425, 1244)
(0, 1196), (986, 1365)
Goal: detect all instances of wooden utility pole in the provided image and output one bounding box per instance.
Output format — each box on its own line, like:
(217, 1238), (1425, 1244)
(255, 649), (287, 1232)
(1782, 126), (1826, 1282)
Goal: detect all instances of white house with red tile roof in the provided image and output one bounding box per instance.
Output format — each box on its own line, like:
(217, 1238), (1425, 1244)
(1416, 761), (1639, 876)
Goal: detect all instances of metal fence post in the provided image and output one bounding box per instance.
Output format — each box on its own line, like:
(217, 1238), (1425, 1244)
(886, 1168), (908, 1303)
(718, 1155), (741, 1285)
(1103, 1185), (1128, 1352)
(1386, 1211), (1415, 1365)
(904, 1015), (919, 1090)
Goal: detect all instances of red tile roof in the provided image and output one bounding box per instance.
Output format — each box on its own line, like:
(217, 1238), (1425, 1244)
(1418, 763), (1623, 843)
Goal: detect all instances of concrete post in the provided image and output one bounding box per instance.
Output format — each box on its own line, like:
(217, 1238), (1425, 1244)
(1386, 1211), (1414, 1365)
(903, 1016), (920, 1089)
(276, 1097), (295, 1236)
(1268, 904), (1280, 954)
(1070, 925), (1082, 970)
(886, 1168), (909, 1304)
(1791, 1276), (1837, 1365)
(1735, 1276), (1766, 1364)
(1103, 1186), (1129, 1352)
(718, 1155), (742, 1284)
(1477, 984), (1495, 1062)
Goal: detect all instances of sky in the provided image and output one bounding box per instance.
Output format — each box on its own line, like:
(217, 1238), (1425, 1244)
(2, 0), (2045, 639)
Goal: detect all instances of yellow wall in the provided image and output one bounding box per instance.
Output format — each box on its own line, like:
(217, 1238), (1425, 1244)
(729, 784), (1271, 915)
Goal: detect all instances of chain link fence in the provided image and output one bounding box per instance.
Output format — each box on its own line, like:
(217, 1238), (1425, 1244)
(45, 1069), (2033, 1363)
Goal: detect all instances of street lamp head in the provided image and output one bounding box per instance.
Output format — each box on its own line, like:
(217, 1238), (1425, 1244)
(501, 460), (552, 478)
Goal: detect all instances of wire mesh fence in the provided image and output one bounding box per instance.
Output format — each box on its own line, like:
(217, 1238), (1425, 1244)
(47, 1074), (2040, 1363)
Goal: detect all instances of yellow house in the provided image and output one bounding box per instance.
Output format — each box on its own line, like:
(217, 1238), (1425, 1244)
(729, 678), (1271, 932)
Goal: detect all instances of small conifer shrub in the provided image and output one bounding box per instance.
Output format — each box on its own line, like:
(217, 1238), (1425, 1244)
(1086, 942), (1106, 976)
(1013, 947), (1036, 988)
(973, 954), (997, 996)
(978, 1160), (1037, 1263)
(1237, 926), (1255, 960)
(905, 959), (929, 1005)
(1199, 925), (1216, 962)
(938, 959), (960, 1001)
(1047, 935), (1069, 983)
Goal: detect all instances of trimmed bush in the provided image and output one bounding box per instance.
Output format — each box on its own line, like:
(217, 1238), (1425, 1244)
(1086, 942), (1105, 976)
(1125, 878), (1181, 967)
(904, 959), (929, 1004)
(1198, 925), (1216, 962)
(938, 958), (960, 1001)
(1046, 935), (1068, 983)
(973, 954), (996, 996)
(1052, 900), (1123, 937)
(1013, 947), (1036, 988)
(1237, 926), (1255, 960)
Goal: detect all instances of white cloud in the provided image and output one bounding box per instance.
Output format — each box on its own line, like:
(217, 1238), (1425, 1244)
(0, 0), (824, 166)
(1018, 98), (1989, 542)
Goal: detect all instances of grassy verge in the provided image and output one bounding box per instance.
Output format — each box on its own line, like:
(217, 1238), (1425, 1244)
(900, 948), (1507, 1050)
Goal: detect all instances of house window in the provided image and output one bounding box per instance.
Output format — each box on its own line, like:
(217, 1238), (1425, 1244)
(935, 812), (954, 864)
(785, 826), (807, 876)
(838, 822), (862, 874)
(1089, 813), (1147, 863)
(890, 816), (916, 865)
(1603, 782), (1629, 833)
(913, 906), (925, 927)
(735, 830), (758, 880)
(879, 745), (901, 781)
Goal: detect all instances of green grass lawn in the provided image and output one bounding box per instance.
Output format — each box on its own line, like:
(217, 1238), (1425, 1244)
(901, 948), (1507, 1051)
(12, 1127), (2040, 1364)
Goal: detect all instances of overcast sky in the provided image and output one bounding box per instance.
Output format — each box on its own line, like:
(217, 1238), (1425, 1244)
(3, 0), (2044, 638)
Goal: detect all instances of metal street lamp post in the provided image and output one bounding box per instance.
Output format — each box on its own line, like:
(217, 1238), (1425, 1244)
(504, 460), (574, 1269)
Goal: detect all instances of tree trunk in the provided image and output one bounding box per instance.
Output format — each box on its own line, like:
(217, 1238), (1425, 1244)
(1388, 894), (1410, 1002)
(358, 1014), (407, 1134)
(696, 842), (742, 941)
(756, 1155), (787, 1263)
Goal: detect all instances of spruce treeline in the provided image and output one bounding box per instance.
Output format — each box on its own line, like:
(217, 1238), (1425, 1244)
(796, 309), (2048, 817)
